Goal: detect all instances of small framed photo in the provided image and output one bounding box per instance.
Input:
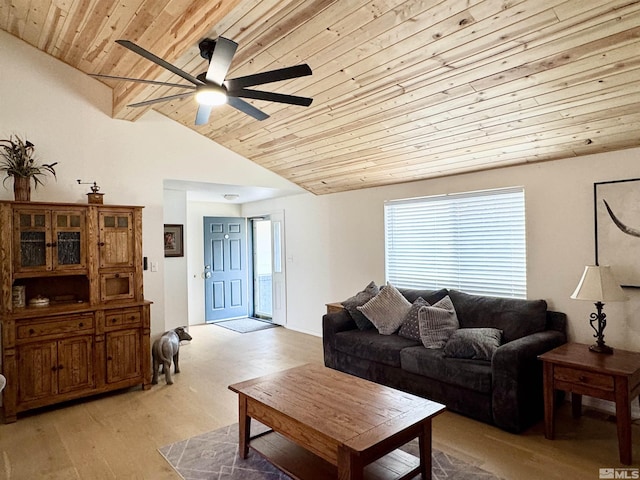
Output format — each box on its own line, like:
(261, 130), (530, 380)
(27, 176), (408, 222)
(164, 224), (184, 258)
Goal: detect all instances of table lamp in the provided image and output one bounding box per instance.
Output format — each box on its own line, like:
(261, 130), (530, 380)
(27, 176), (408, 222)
(570, 265), (628, 354)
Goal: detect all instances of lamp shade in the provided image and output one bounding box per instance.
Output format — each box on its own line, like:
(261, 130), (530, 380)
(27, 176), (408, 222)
(570, 265), (628, 302)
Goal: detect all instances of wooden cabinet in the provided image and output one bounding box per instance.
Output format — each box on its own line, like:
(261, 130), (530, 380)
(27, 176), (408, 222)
(106, 329), (142, 384)
(96, 208), (142, 303)
(18, 334), (94, 405)
(0, 201), (151, 423)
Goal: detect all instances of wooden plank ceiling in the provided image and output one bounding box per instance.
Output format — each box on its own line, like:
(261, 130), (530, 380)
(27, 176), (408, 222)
(2, 0), (640, 195)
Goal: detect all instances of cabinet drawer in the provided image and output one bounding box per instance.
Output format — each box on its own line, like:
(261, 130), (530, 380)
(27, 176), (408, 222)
(554, 366), (614, 391)
(105, 309), (141, 329)
(105, 312), (124, 327)
(17, 314), (94, 340)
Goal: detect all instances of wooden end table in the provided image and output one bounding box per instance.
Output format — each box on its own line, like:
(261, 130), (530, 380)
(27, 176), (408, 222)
(539, 342), (640, 465)
(229, 363), (446, 480)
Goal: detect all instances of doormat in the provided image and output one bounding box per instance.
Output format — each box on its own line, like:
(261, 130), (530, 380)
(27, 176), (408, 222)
(212, 318), (279, 333)
(159, 422), (502, 480)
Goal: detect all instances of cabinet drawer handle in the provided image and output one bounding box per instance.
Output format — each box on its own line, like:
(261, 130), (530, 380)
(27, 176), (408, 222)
(29, 328), (35, 335)
(58, 365), (64, 370)
(79, 322), (84, 328)
(129, 316), (136, 321)
(107, 356), (112, 361)
(115, 273), (120, 278)
(51, 365), (57, 372)
(111, 318), (117, 323)
(98, 242), (105, 247)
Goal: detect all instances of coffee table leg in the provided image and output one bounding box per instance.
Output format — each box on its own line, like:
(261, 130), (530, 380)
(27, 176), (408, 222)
(238, 394), (251, 459)
(337, 447), (364, 480)
(418, 419), (432, 480)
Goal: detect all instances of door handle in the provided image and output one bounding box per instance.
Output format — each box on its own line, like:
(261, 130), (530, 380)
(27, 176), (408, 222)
(202, 265), (212, 279)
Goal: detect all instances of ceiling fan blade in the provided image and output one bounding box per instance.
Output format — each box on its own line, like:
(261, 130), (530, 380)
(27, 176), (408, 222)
(205, 37), (238, 85)
(227, 97), (270, 121)
(231, 88), (313, 106)
(127, 92), (194, 108)
(90, 73), (196, 89)
(116, 40), (203, 86)
(195, 104), (213, 125)
(225, 64), (312, 89)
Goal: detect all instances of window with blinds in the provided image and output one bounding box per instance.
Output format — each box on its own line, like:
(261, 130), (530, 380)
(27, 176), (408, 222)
(384, 187), (526, 298)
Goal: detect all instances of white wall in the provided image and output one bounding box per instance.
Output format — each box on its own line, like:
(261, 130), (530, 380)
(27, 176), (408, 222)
(162, 189), (188, 329)
(244, 150), (640, 351)
(0, 30), (302, 337)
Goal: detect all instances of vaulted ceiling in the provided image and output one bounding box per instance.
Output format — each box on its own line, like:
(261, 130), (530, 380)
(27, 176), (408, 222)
(2, 0), (640, 195)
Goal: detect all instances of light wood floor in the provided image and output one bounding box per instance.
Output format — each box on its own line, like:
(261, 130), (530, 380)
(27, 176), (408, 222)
(0, 324), (638, 479)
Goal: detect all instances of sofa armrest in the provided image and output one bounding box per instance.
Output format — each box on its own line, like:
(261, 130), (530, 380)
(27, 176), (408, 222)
(322, 309), (357, 368)
(546, 310), (567, 333)
(492, 330), (566, 432)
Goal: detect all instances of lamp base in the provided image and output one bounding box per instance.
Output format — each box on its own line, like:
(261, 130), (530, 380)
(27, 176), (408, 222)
(589, 343), (613, 354)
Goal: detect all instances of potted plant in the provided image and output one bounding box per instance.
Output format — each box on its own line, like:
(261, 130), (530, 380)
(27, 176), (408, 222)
(0, 134), (57, 201)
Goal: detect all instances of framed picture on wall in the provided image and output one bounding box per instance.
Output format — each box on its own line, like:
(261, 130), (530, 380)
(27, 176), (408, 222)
(164, 224), (184, 258)
(594, 178), (640, 287)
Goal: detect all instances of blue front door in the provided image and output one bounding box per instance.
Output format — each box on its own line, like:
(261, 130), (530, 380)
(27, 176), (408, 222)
(203, 216), (248, 322)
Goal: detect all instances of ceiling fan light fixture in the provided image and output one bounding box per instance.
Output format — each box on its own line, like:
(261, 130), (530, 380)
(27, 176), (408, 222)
(195, 85), (227, 106)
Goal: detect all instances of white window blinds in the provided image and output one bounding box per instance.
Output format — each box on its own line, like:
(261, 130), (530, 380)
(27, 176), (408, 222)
(384, 187), (526, 298)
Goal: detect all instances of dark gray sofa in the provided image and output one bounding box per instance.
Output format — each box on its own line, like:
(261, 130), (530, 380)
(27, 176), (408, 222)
(322, 287), (567, 433)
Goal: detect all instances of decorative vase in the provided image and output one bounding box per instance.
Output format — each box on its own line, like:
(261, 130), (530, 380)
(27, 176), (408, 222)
(13, 176), (31, 201)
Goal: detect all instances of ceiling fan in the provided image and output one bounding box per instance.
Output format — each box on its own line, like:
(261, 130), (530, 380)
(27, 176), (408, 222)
(91, 37), (313, 124)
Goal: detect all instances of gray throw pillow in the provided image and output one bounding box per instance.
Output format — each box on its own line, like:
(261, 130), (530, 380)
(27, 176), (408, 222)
(418, 295), (459, 348)
(342, 281), (379, 330)
(398, 297), (429, 341)
(357, 283), (412, 335)
(443, 328), (503, 361)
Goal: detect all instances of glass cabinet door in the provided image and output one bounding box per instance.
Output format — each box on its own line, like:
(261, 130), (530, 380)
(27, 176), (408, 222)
(14, 210), (52, 272)
(13, 208), (87, 274)
(52, 210), (86, 271)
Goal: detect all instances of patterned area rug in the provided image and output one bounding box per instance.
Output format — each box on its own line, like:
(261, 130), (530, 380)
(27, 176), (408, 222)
(211, 318), (279, 333)
(159, 423), (501, 480)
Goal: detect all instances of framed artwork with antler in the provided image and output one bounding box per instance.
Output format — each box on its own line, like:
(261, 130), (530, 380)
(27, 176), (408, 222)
(594, 178), (640, 287)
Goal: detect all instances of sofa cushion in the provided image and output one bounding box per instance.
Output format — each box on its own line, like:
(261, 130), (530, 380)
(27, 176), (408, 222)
(398, 287), (449, 304)
(334, 329), (420, 367)
(401, 346), (493, 393)
(448, 290), (547, 343)
(342, 281), (379, 330)
(398, 297), (429, 341)
(357, 283), (412, 335)
(444, 328), (502, 361)
(418, 295), (459, 348)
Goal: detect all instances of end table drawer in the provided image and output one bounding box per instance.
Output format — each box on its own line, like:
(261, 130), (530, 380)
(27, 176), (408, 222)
(555, 366), (614, 391)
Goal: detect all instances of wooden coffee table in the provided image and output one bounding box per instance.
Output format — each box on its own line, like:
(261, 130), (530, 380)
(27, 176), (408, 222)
(228, 363), (445, 480)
